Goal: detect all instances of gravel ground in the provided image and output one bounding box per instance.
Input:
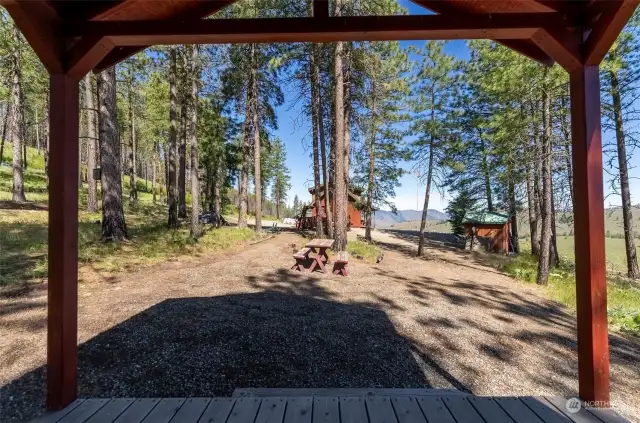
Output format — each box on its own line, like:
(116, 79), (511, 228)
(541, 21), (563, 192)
(1, 229), (639, 423)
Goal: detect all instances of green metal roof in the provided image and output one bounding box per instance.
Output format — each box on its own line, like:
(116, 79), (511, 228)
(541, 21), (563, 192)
(462, 211), (510, 225)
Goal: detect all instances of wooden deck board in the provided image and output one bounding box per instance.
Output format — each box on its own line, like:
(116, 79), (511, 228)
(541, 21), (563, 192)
(197, 398), (235, 423)
(339, 397), (368, 423)
(226, 397), (261, 423)
(28, 395), (631, 423)
(57, 399), (110, 423)
(544, 396), (606, 423)
(366, 397), (398, 423)
(312, 397), (340, 423)
(520, 397), (572, 423)
(494, 397), (545, 423)
(31, 399), (86, 423)
(254, 397), (287, 423)
(442, 397), (485, 423)
(169, 398), (211, 423)
(85, 399), (135, 423)
(113, 398), (161, 423)
(283, 397), (313, 423)
(468, 397), (515, 423)
(390, 397), (428, 423)
(416, 397), (457, 423)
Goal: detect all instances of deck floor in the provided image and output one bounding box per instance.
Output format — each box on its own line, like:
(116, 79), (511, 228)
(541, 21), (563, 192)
(31, 394), (630, 423)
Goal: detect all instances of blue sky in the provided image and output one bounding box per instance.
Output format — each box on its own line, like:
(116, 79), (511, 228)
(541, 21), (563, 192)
(272, 0), (639, 212)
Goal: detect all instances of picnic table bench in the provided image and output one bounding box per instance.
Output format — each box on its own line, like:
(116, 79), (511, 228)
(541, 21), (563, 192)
(291, 239), (334, 274)
(333, 251), (349, 276)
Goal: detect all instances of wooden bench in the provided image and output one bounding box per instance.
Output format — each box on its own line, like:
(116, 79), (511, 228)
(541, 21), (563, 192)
(291, 247), (311, 271)
(332, 251), (349, 276)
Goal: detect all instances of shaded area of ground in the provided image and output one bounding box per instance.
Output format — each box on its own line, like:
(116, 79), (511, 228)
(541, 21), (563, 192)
(1, 231), (639, 422)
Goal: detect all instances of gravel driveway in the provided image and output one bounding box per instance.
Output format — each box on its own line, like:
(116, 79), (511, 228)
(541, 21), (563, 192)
(1, 229), (638, 422)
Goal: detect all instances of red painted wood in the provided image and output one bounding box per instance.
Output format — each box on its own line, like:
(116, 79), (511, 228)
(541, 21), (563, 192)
(63, 13), (578, 45)
(584, 0), (640, 65)
(530, 28), (582, 72)
(570, 66), (610, 407)
(66, 36), (116, 79)
(313, 0), (329, 18)
(47, 73), (80, 410)
(1, 0), (63, 73)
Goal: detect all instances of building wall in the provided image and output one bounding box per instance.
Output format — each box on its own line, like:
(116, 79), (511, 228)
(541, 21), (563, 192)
(464, 223), (509, 253)
(311, 197), (362, 228)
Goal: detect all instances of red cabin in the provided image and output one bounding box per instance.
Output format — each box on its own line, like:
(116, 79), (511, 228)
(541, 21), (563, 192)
(307, 185), (362, 230)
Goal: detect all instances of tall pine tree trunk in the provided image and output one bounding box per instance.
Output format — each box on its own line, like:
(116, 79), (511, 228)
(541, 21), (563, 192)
(418, 99), (435, 256)
(250, 43), (262, 234)
(0, 102), (9, 164)
(314, 44), (332, 238)
(550, 175), (560, 266)
(310, 43), (324, 237)
(10, 22), (26, 202)
(364, 88), (377, 243)
(127, 82), (137, 202)
(178, 65), (188, 219)
(508, 160), (519, 254)
(478, 132), (492, 211)
(98, 66), (127, 240)
(213, 155), (222, 228)
(84, 74), (98, 213)
(610, 70), (639, 278)
(333, 30), (348, 250)
(343, 44), (352, 192)
(238, 47), (253, 229)
(168, 47), (179, 228)
(152, 153), (157, 203)
(190, 46), (202, 239)
(537, 73), (552, 285)
(560, 93), (574, 209)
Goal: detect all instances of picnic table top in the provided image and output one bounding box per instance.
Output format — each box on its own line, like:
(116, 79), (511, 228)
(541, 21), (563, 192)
(306, 238), (335, 249)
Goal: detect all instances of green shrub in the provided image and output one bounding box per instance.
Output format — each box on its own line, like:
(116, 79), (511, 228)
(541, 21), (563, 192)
(346, 240), (381, 263)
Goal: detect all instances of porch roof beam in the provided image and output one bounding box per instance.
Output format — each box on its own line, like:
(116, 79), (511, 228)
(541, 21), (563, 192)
(61, 13), (579, 45)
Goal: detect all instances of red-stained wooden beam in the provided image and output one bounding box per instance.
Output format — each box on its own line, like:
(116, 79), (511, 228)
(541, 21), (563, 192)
(0, 0), (64, 73)
(63, 13), (578, 45)
(313, 0), (329, 18)
(94, 46), (147, 74)
(47, 73), (80, 410)
(584, 0), (640, 65)
(497, 39), (554, 66)
(66, 37), (116, 79)
(531, 27), (582, 72)
(570, 65), (610, 407)
(93, 0), (239, 72)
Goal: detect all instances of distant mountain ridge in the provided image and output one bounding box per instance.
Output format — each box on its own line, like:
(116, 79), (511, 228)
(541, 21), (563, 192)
(374, 209), (448, 228)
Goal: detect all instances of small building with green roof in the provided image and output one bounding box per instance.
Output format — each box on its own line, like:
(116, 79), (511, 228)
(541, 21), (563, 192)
(462, 211), (511, 254)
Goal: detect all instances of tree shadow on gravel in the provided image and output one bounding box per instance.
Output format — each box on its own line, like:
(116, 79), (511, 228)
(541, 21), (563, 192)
(1, 277), (469, 422)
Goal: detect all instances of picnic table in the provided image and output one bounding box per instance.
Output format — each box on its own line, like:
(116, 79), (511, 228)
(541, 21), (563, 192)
(305, 238), (334, 273)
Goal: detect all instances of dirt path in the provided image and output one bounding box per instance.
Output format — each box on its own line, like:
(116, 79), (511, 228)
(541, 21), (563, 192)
(1, 230), (638, 422)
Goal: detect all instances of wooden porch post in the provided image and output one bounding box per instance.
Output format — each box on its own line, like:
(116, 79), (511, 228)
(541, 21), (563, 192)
(47, 73), (80, 409)
(569, 66), (610, 406)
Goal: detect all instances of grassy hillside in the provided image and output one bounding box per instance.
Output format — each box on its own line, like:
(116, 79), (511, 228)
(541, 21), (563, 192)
(0, 144), (260, 288)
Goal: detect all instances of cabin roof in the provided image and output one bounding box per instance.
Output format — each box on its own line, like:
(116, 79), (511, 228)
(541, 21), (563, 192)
(463, 211), (510, 225)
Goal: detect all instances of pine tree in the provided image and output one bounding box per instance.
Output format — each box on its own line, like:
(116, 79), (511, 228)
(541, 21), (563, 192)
(411, 41), (457, 256)
(189, 46), (203, 239)
(98, 66), (128, 241)
(602, 10), (640, 279)
(353, 41), (409, 242)
(8, 21), (26, 202)
(84, 74), (98, 213)
(167, 46), (179, 228)
(270, 138), (291, 220)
